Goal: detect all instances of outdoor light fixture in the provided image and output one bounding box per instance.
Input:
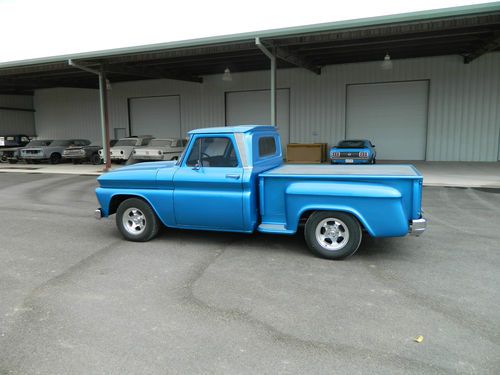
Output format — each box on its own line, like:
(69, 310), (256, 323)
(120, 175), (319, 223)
(222, 67), (232, 82)
(381, 53), (393, 70)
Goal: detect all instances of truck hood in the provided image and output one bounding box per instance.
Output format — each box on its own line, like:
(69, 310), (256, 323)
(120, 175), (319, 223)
(97, 161), (176, 188)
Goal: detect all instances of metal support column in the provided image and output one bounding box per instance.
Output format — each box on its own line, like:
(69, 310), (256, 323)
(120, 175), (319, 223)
(98, 67), (111, 171)
(255, 37), (277, 127)
(68, 59), (111, 171)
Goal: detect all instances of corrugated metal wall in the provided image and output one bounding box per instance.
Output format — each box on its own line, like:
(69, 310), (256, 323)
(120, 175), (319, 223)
(0, 94), (36, 136)
(33, 52), (500, 161)
(34, 88), (100, 142)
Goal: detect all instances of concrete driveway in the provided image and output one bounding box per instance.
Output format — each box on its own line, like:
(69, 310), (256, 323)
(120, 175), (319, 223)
(0, 173), (499, 374)
(1, 160), (500, 187)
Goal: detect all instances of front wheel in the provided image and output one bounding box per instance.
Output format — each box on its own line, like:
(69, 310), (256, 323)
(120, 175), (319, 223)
(49, 153), (62, 164)
(116, 198), (160, 242)
(304, 211), (362, 260)
(90, 153), (102, 165)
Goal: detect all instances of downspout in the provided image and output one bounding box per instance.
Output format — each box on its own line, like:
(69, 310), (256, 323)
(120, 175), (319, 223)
(68, 59), (111, 172)
(255, 37), (277, 127)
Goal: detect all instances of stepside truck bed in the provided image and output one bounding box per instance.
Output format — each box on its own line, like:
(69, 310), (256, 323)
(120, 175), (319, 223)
(258, 164), (423, 237)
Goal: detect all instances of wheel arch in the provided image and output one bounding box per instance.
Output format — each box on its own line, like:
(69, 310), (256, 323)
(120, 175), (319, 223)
(108, 194), (164, 226)
(297, 206), (373, 236)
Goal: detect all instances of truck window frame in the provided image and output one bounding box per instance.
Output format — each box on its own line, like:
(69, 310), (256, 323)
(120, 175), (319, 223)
(182, 135), (241, 168)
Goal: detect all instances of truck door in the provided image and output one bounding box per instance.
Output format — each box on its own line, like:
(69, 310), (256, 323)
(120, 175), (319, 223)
(173, 135), (244, 230)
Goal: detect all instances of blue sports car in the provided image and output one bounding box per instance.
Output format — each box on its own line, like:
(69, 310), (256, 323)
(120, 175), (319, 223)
(330, 139), (376, 164)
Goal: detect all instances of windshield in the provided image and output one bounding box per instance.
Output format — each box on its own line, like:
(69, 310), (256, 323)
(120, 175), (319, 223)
(26, 140), (52, 147)
(50, 140), (72, 147)
(149, 139), (174, 147)
(337, 140), (366, 148)
(114, 139), (137, 147)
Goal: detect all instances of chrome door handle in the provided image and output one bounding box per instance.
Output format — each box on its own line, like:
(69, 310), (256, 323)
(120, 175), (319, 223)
(226, 174), (241, 179)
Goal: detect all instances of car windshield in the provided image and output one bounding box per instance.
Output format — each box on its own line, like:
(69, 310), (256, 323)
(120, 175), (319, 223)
(149, 139), (174, 147)
(337, 140), (366, 148)
(114, 139), (137, 146)
(26, 140), (52, 147)
(50, 140), (72, 147)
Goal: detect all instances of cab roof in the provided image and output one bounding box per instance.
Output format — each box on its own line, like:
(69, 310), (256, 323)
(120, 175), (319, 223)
(188, 125), (276, 135)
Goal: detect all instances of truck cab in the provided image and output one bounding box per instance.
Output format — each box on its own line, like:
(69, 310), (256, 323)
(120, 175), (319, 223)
(96, 125), (426, 260)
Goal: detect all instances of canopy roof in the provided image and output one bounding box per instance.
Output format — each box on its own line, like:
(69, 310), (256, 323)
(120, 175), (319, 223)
(1, 3), (499, 95)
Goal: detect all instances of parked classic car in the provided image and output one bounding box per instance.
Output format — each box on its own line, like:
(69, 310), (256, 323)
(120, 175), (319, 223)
(99, 136), (153, 163)
(131, 138), (187, 162)
(63, 139), (117, 165)
(21, 139), (90, 164)
(95, 125), (426, 260)
(0, 134), (31, 163)
(330, 139), (376, 164)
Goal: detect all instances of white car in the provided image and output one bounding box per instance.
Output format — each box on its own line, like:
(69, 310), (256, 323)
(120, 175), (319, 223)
(99, 136), (153, 163)
(131, 138), (187, 162)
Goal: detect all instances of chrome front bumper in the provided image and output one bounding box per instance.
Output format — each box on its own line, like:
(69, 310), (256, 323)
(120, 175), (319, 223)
(409, 218), (427, 236)
(94, 208), (103, 220)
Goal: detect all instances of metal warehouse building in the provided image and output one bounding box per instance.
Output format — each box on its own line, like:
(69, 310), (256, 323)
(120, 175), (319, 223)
(1, 3), (500, 162)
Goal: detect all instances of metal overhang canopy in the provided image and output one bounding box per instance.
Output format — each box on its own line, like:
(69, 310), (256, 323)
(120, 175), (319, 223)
(0, 2), (499, 94)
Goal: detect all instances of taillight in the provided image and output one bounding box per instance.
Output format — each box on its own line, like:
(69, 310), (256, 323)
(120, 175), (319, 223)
(332, 152), (340, 158)
(360, 152), (368, 158)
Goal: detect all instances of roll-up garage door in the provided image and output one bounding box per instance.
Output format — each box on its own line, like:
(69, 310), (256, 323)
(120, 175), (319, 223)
(0, 109), (35, 136)
(225, 89), (290, 152)
(346, 81), (429, 160)
(129, 95), (181, 138)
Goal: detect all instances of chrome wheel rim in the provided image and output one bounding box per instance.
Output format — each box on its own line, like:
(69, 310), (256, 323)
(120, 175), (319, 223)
(122, 207), (147, 235)
(315, 218), (349, 251)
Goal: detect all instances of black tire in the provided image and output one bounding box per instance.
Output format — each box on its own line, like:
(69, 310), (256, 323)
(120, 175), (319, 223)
(25, 159), (33, 164)
(304, 211), (362, 260)
(90, 153), (102, 165)
(116, 198), (160, 242)
(8, 159), (18, 164)
(49, 153), (62, 164)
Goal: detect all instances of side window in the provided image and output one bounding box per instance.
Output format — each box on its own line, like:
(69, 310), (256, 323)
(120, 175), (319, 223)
(21, 136), (29, 142)
(186, 137), (238, 168)
(258, 136), (277, 158)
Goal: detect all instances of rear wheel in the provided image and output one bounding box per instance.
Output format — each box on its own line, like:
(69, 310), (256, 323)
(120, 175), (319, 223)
(116, 198), (160, 242)
(304, 211), (362, 260)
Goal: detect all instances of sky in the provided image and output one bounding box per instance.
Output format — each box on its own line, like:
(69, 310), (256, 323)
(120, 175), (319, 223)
(0, 0), (497, 64)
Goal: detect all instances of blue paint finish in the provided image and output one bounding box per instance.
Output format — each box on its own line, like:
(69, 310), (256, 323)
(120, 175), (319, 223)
(96, 125), (425, 240)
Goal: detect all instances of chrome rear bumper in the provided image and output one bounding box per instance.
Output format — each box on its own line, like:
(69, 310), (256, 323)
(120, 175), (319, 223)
(409, 218), (427, 236)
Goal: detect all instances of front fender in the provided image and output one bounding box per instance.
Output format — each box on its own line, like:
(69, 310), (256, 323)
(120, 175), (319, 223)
(95, 187), (174, 227)
(285, 181), (409, 237)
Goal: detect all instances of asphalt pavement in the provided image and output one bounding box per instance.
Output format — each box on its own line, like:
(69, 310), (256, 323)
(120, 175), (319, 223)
(0, 173), (499, 374)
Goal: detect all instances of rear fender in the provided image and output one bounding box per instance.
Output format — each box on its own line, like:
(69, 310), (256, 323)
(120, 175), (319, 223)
(285, 181), (409, 237)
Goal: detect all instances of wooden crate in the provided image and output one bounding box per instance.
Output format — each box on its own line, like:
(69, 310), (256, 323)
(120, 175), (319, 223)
(286, 143), (327, 163)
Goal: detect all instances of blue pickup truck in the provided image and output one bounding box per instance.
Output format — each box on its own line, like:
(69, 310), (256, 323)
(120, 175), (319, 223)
(95, 125), (426, 260)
